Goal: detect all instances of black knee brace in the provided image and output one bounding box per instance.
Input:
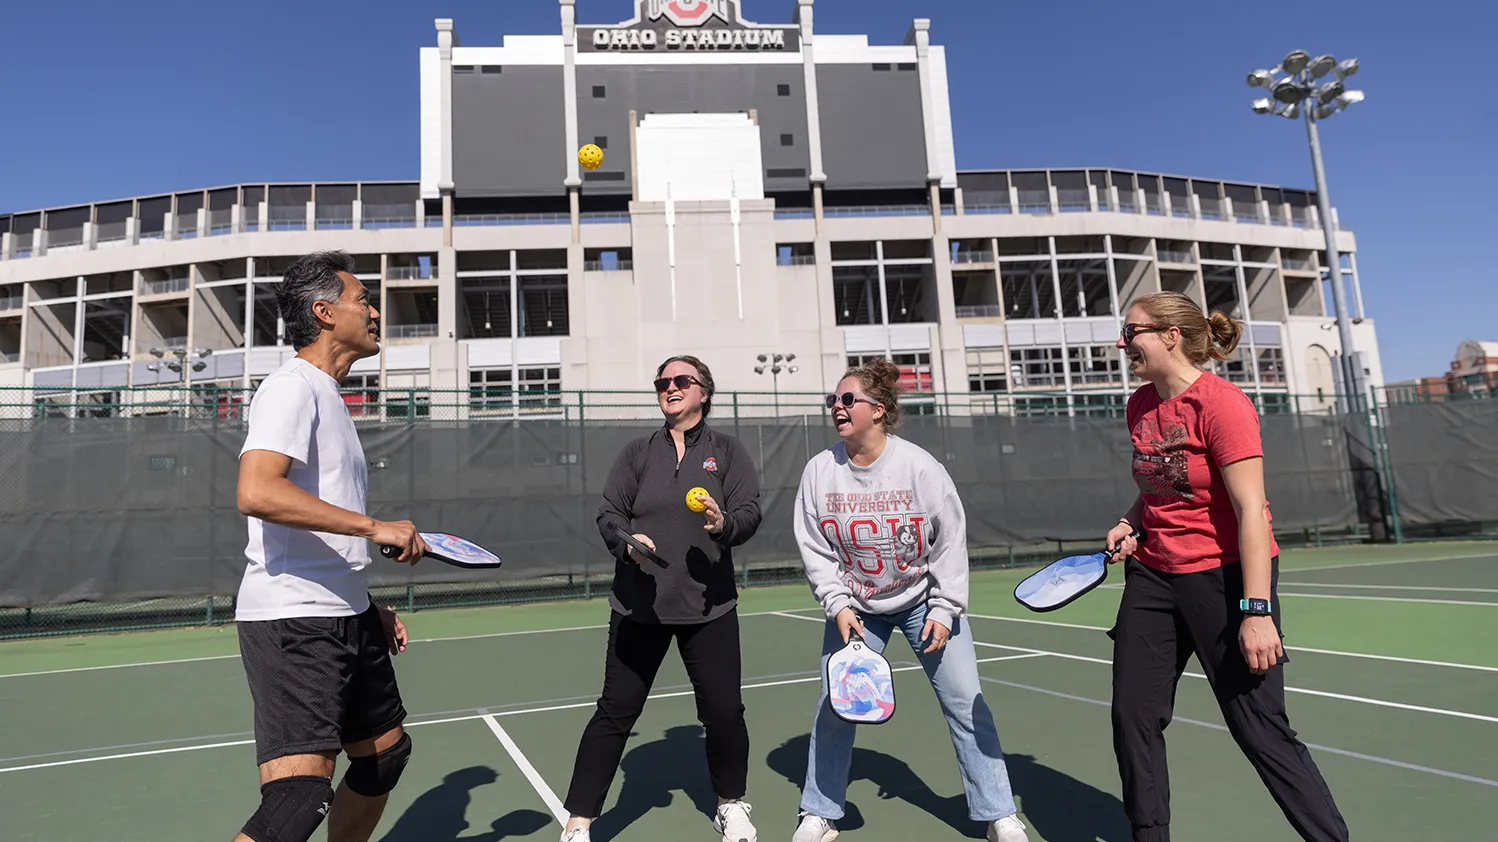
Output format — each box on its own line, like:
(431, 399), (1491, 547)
(342, 731), (412, 797)
(241, 775), (334, 842)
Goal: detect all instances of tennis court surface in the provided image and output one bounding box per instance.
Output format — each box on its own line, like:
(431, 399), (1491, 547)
(3, 540), (1494, 842)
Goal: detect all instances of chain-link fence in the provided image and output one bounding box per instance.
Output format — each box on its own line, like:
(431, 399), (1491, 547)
(0, 386), (1492, 639)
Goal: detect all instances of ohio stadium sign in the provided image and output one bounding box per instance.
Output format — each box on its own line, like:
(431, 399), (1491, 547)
(578, 0), (800, 53)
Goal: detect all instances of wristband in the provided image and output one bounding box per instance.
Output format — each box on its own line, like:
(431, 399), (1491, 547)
(1239, 598), (1273, 616)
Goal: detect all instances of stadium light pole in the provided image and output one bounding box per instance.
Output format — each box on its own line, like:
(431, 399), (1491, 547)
(754, 352), (798, 417)
(1247, 51), (1365, 408)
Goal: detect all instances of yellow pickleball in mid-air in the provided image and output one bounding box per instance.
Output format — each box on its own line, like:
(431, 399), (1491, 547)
(578, 143), (604, 171)
(686, 487), (709, 512)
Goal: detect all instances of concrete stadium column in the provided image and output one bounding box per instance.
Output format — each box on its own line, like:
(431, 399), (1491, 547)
(0, 232), (10, 260)
(560, 0), (583, 241)
(432, 245), (460, 391)
(929, 235), (964, 395)
(436, 18), (457, 248)
(352, 198), (363, 231)
(1046, 236), (1076, 412)
(797, 0), (827, 234)
(906, 18), (942, 231)
(812, 239), (838, 393)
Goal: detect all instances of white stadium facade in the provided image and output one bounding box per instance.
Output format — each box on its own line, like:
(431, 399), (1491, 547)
(0, 0), (1383, 419)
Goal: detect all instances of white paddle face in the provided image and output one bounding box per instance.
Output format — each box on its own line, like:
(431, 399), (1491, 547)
(421, 532), (503, 568)
(825, 635), (896, 724)
(1013, 552), (1108, 611)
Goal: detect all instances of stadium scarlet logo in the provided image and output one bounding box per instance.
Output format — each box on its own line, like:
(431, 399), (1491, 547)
(647, 0), (729, 27)
(702, 457), (718, 472)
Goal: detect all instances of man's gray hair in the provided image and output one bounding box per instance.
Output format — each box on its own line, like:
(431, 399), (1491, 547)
(277, 251), (357, 350)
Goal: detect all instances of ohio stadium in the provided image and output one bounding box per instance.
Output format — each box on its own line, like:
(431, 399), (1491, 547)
(0, 0), (1383, 419)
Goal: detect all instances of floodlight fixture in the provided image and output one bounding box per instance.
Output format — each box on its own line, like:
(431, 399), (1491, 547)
(1251, 97), (1274, 114)
(1316, 79), (1346, 104)
(1273, 79), (1304, 104)
(1247, 68), (1274, 88)
(1282, 50), (1310, 73)
(1308, 54), (1337, 78)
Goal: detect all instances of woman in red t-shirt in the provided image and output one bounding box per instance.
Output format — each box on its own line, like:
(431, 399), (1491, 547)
(1103, 292), (1349, 842)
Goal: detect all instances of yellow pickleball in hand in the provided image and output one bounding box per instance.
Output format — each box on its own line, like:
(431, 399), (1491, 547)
(686, 487), (709, 512)
(578, 143), (604, 171)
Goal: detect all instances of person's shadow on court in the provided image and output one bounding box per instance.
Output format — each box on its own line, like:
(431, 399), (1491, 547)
(378, 766), (553, 842)
(589, 724), (719, 841)
(767, 738), (1132, 841)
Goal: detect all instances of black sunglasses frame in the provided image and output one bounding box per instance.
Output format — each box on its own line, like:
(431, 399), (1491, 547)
(653, 374), (702, 393)
(1121, 322), (1170, 343)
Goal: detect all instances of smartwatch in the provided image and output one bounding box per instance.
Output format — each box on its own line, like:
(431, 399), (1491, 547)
(1239, 598), (1272, 616)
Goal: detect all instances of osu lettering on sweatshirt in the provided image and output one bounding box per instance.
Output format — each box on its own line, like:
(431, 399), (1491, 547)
(597, 418), (762, 624)
(793, 435), (970, 631)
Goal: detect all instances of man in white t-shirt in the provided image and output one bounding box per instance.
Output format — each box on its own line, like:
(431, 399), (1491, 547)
(231, 250), (430, 842)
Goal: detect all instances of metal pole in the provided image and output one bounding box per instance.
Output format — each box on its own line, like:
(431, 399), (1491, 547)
(1304, 105), (1357, 409)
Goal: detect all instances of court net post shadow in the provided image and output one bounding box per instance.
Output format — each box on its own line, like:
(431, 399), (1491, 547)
(377, 765), (552, 842)
(589, 724), (720, 842)
(767, 736), (1131, 842)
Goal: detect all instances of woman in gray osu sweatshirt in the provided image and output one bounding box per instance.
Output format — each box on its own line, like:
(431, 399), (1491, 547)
(788, 358), (1029, 842)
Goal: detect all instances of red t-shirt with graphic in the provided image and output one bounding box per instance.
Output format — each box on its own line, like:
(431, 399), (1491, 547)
(1127, 371), (1279, 574)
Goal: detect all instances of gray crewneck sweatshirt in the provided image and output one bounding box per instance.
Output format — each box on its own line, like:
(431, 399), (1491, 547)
(793, 435), (969, 630)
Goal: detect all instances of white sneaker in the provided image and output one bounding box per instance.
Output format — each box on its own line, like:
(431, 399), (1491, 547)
(560, 826), (591, 842)
(987, 815), (1029, 842)
(791, 812), (838, 842)
(714, 800), (757, 842)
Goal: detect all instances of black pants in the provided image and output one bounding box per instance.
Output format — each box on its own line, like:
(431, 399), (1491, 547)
(1110, 558), (1349, 842)
(563, 608), (749, 818)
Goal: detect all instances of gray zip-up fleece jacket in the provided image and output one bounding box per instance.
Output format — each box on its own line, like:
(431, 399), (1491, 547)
(793, 435), (969, 631)
(598, 419), (762, 624)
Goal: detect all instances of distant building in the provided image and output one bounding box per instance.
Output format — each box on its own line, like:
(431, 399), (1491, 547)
(1384, 376), (1450, 403)
(1448, 341), (1498, 399)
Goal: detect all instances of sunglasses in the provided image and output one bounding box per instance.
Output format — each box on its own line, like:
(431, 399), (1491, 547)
(824, 391), (882, 410)
(1121, 322), (1170, 343)
(654, 374), (702, 393)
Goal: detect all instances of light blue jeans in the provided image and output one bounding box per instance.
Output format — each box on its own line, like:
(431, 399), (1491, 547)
(799, 601), (1019, 822)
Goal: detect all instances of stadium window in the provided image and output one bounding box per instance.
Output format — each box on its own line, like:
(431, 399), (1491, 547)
(897, 63), (917, 71)
(872, 63), (892, 71)
(776, 83), (791, 96)
(780, 134), (794, 147)
(592, 85), (606, 98)
(594, 136), (608, 150)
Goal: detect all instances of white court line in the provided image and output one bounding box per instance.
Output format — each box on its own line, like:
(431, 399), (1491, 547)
(977, 676), (1498, 789)
(1096, 584), (1498, 607)
(0, 654), (243, 679)
(1275, 592), (1497, 607)
(1283, 551), (1498, 574)
(1272, 582), (1498, 594)
(0, 608), (798, 680)
(967, 640), (1498, 725)
(966, 613), (1498, 673)
(480, 712), (568, 826)
(0, 653), (1043, 775)
(771, 612), (1498, 723)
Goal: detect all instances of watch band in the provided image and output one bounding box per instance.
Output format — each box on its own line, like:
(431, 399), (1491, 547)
(1239, 597), (1273, 615)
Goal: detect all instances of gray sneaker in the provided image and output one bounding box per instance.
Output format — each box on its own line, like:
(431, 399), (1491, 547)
(791, 812), (838, 842)
(987, 815), (1029, 842)
(714, 799), (757, 842)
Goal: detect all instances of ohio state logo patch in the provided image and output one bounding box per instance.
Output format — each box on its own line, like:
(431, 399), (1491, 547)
(647, 0), (729, 27)
(702, 457), (718, 472)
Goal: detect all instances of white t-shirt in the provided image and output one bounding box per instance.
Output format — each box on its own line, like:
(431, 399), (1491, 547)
(236, 357), (371, 621)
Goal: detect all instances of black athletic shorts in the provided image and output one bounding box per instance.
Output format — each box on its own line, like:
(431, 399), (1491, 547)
(237, 602), (407, 766)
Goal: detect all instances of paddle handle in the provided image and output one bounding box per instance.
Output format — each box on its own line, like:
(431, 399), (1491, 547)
(1106, 528), (1145, 558)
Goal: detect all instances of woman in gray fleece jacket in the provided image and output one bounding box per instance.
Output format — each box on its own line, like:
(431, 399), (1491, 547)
(788, 359), (1028, 842)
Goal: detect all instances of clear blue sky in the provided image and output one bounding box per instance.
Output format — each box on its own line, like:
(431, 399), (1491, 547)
(1, 0), (1492, 382)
